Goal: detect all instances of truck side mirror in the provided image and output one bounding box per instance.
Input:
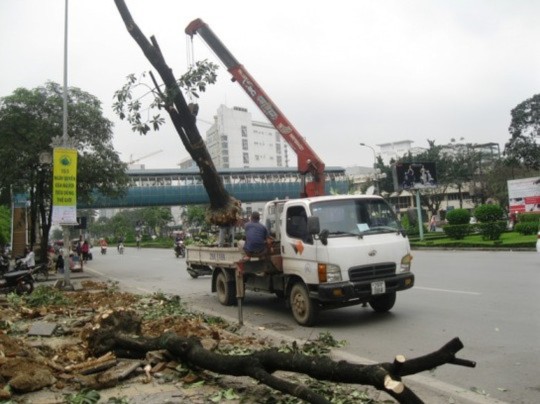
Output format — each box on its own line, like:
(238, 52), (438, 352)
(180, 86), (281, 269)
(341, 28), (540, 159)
(307, 216), (320, 235)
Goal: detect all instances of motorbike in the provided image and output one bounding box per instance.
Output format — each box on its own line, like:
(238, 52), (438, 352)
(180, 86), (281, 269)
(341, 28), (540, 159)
(0, 268), (34, 295)
(31, 264), (49, 282)
(101, 245), (107, 255)
(14, 259), (49, 282)
(118, 243), (124, 255)
(0, 254), (10, 275)
(174, 240), (185, 258)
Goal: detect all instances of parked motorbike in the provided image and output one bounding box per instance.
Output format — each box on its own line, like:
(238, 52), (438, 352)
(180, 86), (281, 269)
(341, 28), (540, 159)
(31, 264), (49, 282)
(174, 240), (185, 258)
(14, 259), (49, 282)
(0, 268), (34, 295)
(0, 254), (10, 275)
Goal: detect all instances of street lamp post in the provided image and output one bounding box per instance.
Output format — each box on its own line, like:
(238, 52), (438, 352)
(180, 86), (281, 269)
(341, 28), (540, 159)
(61, 0), (74, 290)
(359, 143), (379, 194)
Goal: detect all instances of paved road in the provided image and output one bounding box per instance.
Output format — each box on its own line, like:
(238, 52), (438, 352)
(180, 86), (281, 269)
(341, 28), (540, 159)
(84, 247), (539, 404)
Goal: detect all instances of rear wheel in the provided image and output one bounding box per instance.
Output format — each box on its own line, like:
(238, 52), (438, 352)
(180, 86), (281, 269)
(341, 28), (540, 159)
(216, 271), (236, 306)
(16, 280), (34, 295)
(369, 292), (396, 312)
(33, 266), (48, 282)
(289, 282), (318, 326)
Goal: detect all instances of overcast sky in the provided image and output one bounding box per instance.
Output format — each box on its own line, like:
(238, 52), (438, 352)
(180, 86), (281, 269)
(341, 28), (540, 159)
(1, 0), (539, 169)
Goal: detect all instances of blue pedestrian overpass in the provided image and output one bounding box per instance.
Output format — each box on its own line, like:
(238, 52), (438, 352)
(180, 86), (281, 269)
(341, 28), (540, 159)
(80, 167), (349, 209)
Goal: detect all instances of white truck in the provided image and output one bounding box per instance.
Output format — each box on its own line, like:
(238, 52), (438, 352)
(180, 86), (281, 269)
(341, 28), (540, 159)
(186, 195), (414, 326)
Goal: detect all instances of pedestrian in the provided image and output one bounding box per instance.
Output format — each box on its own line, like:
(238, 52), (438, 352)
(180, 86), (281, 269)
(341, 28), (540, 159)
(56, 254), (64, 274)
(243, 211), (270, 257)
(117, 235), (125, 252)
(75, 236), (83, 267)
(429, 216), (436, 232)
(81, 240), (90, 263)
(21, 246), (36, 269)
(68, 253), (76, 271)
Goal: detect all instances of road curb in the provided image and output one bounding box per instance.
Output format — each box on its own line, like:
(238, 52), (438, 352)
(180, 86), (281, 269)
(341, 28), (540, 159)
(83, 265), (510, 404)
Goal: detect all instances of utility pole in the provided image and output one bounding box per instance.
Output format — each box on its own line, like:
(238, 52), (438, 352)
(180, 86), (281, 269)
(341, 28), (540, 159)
(359, 143), (379, 194)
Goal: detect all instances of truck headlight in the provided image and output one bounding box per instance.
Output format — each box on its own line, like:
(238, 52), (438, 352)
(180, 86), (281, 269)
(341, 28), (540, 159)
(400, 254), (413, 272)
(318, 263), (342, 283)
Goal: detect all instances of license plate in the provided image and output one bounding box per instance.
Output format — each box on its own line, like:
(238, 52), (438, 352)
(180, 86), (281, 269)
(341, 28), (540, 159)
(371, 281), (386, 295)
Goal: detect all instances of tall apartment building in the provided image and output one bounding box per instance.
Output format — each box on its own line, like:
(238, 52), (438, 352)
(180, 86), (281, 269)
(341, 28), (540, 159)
(177, 105), (294, 218)
(205, 105), (291, 169)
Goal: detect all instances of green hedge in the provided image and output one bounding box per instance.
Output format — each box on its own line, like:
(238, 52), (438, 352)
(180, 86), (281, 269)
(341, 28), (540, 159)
(475, 221), (507, 240)
(518, 213), (540, 223)
(516, 213), (540, 235)
(442, 224), (471, 240)
(401, 214), (427, 236)
(515, 222), (538, 235)
(474, 204), (504, 222)
(446, 209), (470, 225)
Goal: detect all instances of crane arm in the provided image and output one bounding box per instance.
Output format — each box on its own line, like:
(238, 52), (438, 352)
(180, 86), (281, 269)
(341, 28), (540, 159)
(185, 19), (325, 197)
(129, 149), (164, 164)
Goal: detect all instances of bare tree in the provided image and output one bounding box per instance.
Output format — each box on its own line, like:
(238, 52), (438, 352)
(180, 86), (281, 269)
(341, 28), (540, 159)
(114, 0), (240, 226)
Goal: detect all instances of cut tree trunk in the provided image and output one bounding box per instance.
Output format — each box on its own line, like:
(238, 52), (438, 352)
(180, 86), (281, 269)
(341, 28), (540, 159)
(114, 0), (241, 226)
(85, 309), (476, 404)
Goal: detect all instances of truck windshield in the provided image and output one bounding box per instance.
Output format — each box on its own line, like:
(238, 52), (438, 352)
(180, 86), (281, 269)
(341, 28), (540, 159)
(311, 199), (400, 237)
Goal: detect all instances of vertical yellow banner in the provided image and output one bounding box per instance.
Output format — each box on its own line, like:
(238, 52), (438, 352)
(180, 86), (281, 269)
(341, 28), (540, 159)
(52, 148), (78, 225)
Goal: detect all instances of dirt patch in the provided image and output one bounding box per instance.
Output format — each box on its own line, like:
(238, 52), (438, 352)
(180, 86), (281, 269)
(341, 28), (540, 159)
(0, 280), (294, 403)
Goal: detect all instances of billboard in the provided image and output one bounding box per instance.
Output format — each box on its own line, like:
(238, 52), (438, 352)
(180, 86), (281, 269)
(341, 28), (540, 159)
(393, 162), (437, 191)
(52, 148), (78, 225)
(508, 176), (540, 214)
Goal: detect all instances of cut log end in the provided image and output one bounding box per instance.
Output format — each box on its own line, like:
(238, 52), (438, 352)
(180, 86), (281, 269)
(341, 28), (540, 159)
(206, 197), (242, 227)
(384, 375), (405, 394)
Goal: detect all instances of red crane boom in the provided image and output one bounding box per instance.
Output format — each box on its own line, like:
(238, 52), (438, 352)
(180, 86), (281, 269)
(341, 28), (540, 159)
(185, 18), (326, 197)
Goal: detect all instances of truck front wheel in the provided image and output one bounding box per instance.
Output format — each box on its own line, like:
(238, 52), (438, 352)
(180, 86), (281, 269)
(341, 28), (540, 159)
(369, 292), (396, 312)
(289, 282), (318, 326)
(216, 271), (236, 306)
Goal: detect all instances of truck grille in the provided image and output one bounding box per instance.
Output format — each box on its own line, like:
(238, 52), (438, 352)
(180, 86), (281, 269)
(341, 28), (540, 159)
(348, 263), (396, 282)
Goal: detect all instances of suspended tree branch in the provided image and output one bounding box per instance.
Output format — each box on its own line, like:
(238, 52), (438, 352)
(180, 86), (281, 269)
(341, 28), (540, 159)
(114, 0), (241, 225)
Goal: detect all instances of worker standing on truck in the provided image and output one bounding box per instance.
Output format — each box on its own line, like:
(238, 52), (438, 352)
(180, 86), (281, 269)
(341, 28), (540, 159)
(243, 211), (269, 256)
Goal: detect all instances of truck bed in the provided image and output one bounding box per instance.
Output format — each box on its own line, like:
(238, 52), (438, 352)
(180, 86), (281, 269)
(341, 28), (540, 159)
(186, 245), (243, 268)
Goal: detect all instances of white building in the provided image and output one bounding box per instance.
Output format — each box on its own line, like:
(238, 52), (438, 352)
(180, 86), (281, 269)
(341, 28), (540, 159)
(205, 105), (292, 169)
(178, 105), (295, 218)
(376, 140), (426, 164)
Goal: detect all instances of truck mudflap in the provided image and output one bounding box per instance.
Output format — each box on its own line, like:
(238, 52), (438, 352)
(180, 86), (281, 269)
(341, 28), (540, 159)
(314, 273), (415, 303)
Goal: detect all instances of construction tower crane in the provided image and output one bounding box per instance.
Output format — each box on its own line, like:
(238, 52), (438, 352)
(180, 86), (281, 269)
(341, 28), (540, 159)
(128, 149), (163, 165)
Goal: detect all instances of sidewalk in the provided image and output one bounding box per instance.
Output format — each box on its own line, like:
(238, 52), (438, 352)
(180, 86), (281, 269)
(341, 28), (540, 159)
(41, 268), (508, 404)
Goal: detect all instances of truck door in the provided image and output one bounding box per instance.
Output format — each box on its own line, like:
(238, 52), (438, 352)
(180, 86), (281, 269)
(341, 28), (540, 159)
(282, 205), (320, 284)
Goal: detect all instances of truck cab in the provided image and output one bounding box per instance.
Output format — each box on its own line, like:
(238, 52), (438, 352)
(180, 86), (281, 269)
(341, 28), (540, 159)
(262, 195), (414, 325)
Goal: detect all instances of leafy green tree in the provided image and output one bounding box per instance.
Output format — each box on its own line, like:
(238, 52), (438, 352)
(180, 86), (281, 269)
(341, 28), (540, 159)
(0, 205), (10, 247)
(0, 82), (129, 261)
(50, 228), (63, 241)
(139, 207), (173, 237)
(109, 213), (133, 241)
(481, 160), (537, 212)
(444, 140), (482, 208)
(182, 205), (208, 230)
(505, 93), (540, 170)
(88, 216), (112, 241)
